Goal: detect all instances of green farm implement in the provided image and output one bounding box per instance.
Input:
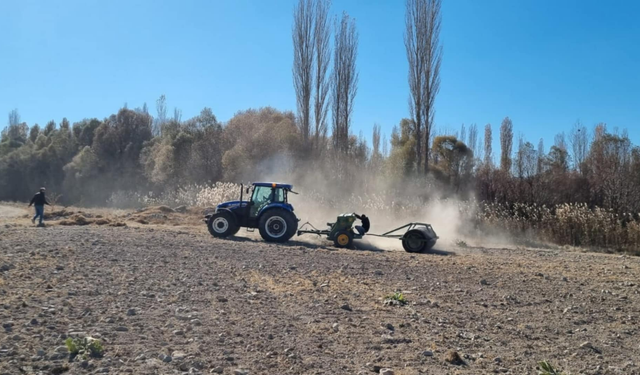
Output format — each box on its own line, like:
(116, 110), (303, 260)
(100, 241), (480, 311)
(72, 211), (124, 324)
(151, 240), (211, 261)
(297, 212), (438, 253)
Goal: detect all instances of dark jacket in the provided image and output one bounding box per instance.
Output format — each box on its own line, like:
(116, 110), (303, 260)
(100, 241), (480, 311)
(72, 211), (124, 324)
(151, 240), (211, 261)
(355, 214), (370, 233)
(30, 192), (50, 206)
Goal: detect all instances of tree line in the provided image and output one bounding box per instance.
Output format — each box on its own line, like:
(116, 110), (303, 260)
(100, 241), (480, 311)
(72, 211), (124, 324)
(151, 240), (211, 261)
(2, 103), (639, 214)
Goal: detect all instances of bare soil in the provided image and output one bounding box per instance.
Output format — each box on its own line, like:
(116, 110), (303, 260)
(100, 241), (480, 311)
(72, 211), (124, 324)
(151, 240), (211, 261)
(1, 205), (640, 375)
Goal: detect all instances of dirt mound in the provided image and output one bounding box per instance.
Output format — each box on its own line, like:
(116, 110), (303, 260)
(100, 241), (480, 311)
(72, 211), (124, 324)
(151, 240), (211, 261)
(128, 205), (202, 226)
(94, 218), (111, 225)
(56, 214), (126, 227)
(58, 214), (92, 226)
(138, 205), (175, 213)
(43, 209), (76, 220)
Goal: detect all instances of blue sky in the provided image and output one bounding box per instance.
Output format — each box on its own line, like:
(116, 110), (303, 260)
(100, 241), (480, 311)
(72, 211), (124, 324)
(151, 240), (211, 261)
(1, 0), (639, 156)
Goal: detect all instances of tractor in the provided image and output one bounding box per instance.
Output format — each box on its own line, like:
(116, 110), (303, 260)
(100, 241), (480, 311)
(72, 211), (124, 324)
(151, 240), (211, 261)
(204, 182), (298, 243)
(205, 182), (439, 253)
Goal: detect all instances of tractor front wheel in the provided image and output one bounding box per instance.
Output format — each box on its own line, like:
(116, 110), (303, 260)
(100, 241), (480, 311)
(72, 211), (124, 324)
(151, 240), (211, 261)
(258, 209), (297, 243)
(334, 230), (353, 248)
(207, 211), (239, 238)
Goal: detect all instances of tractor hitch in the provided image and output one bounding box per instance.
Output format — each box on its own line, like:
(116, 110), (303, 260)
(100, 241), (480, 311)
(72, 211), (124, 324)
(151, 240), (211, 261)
(297, 222), (330, 237)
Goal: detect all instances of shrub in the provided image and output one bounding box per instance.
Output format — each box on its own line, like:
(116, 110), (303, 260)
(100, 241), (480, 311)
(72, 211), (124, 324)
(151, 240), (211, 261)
(384, 292), (407, 306)
(65, 337), (104, 359)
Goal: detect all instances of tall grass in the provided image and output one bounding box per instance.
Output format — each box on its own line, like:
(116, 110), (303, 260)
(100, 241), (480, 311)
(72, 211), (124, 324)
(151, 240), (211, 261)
(107, 182), (239, 208)
(475, 201), (640, 252)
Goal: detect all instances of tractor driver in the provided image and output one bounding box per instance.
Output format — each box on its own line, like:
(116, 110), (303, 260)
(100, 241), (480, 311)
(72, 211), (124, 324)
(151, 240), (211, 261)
(354, 213), (370, 235)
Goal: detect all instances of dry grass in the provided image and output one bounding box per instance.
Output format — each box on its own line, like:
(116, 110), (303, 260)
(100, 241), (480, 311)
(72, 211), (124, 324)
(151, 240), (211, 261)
(476, 201), (640, 252)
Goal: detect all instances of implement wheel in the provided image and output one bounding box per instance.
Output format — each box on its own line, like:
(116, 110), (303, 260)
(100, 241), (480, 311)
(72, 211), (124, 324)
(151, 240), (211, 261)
(334, 230), (353, 248)
(208, 211), (239, 238)
(402, 229), (430, 253)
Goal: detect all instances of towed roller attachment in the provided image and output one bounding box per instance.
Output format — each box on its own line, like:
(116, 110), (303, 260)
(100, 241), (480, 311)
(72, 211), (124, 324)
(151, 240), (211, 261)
(367, 223), (438, 253)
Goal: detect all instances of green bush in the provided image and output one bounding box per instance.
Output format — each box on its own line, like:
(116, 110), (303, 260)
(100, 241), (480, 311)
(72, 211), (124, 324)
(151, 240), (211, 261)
(384, 292), (407, 305)
(65, 337), (104, 359)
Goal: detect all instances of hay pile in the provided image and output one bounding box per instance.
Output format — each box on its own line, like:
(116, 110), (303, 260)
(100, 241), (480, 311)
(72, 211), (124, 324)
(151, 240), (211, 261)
(43, 205), (196, 227)
(57, 214), (126, 227)
(128, 205), (201, 226)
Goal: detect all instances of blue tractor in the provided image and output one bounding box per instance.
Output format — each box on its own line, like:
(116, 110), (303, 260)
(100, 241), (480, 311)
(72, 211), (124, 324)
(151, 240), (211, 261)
(204, 182), (299, 243)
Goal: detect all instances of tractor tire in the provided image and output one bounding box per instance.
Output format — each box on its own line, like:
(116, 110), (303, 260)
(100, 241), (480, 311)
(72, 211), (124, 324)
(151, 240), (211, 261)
(258, 209), (297, 243)
(207, 211), (239, 238)
(334, 230), (354, 248)
(402, 229), (432, 253)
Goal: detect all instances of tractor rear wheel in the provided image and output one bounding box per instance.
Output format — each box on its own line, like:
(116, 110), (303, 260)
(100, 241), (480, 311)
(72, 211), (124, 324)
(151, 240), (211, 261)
(207, 211), (239, 238)
(334, 230), (353, 248)
(402, 229), (431, 253)
(258, 209), (297, 243)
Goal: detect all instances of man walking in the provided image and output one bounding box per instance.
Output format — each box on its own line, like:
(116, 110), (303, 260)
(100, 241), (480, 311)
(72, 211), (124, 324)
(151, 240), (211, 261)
(28, 187), (50, 226)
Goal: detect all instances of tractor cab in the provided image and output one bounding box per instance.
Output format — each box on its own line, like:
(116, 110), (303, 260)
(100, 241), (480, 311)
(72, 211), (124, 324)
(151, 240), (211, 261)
(247, 183), (294, 217)
(205, 182), (299, 243)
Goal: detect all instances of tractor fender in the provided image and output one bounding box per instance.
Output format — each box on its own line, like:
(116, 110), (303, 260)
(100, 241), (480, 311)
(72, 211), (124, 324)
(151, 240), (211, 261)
(257, 203), (296, 219)
(210, 208), (239, 226)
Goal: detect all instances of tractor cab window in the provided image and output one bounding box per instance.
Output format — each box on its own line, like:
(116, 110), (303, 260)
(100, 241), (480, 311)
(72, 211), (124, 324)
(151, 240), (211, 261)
(250, 186), (272, 216)
(252, 186), (272, 206)
(273, 188), (285, 203)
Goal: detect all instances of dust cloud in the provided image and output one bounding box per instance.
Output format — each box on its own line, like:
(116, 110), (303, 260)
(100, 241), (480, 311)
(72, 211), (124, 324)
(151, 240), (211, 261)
(249, 153), (517, 252)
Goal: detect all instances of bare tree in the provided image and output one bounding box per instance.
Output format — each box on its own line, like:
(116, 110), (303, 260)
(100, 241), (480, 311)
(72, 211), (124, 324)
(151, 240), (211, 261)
(467, 123), (478, 157)
(459, 123), (466, 147)
(515, 134), (525, 178)
(483, 123), (492, 166)
(155, 94), (167, 136)
(405, 0), (442, 174)
(554, 131), (567, 151)
(369, 124), (384, 172)
(372, 124), (381, 158)
(499, 117), (513, 172)
(522, 141), (537, 178)
(594, 123), (606, 142)
(8, 109), (20, 127)
(293, 0), (314, 147)
(5, 109), (26, 143)
(512, 135), (537, 179)
(537, 138), (545, 174)
(173, 108), (182, 123)
(331, 12), (358, 153)
(313, 0), (331, 154)
(382, 132), (388, 157)
(569, 121), (588, 172)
